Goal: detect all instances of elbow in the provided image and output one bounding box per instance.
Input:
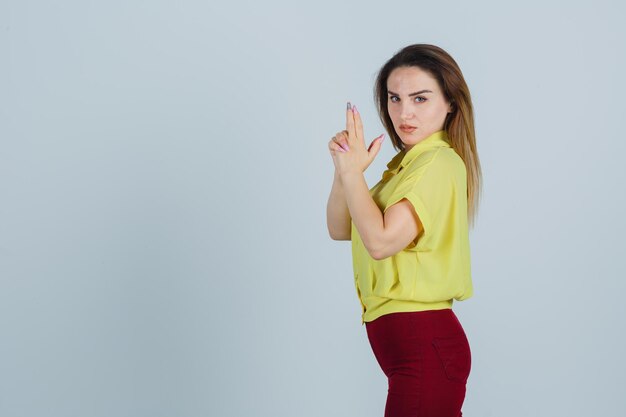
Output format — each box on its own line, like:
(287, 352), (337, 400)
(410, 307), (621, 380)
(365, 242), (389, 260)
(362, 236), (384, 260)
(369, 251), (384, 260)
(329, 232), (349, 241)
(369, 242), (416, 260)
(369, 249), (388, 261)
(328, 227), (351, 241)
(365, 236), (405, 260)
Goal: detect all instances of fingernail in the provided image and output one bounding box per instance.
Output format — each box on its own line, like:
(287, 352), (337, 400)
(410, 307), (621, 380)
(343, 144), (350, 151)
(352, 105), (358, 114)
(347, 102), (352, 111)
(379, 134), (385, 142)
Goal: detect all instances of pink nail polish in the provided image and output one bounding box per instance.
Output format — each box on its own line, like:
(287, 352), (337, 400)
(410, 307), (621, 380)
(352, 105), (358, 114)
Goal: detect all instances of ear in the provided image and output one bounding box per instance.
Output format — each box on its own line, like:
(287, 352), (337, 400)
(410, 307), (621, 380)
(447, 100), (456, 114)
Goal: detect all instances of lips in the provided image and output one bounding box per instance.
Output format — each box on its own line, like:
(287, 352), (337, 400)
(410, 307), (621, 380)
(399, 124), (416, 133)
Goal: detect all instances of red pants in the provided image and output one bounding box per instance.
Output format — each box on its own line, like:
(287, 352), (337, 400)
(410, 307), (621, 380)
(365, 309), (471, 417)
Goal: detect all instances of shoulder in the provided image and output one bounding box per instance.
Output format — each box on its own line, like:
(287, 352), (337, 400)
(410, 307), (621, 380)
(400, 148), (466, 194)
(433, 148), (466, 174)
(406, 147), (464, 175)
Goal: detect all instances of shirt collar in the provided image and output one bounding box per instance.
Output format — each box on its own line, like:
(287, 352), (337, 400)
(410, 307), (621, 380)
(383, 130), (451, 179)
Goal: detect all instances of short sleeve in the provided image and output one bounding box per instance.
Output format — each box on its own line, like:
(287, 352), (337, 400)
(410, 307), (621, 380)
(383, 149), (458, 241)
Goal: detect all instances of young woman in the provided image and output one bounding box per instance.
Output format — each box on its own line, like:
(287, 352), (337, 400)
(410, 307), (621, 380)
(326, 44), (482, 417)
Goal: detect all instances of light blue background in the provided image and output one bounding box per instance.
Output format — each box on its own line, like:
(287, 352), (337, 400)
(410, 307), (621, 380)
(1, 1), (625, 416)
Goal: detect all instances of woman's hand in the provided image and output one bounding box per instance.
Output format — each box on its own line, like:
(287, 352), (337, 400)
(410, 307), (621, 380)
(328, 103), (385, 176)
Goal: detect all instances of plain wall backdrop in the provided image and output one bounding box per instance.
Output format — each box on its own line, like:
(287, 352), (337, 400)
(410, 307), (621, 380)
(1, 1), (625, 416)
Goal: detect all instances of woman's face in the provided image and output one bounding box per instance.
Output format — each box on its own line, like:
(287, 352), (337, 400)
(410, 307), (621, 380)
(386, 66), (453, 150)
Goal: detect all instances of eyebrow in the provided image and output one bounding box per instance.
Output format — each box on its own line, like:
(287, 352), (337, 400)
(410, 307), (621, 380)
(387, 89), (434, 96)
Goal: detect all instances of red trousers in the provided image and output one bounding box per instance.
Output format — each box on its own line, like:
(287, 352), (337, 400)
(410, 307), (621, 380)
(365, 309), (471, 417)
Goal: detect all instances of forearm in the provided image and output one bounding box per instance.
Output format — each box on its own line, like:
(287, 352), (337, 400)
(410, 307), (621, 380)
(340, 171), (385, 255)
(326, 170), (352, 240)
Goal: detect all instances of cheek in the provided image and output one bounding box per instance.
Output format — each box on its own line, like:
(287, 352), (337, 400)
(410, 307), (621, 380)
(424, 105), (448, 122)
(387, 106), (400, 122)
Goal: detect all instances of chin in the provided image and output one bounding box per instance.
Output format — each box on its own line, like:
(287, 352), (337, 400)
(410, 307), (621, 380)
(400, 139), (414, 149)
(395, 129), (417, 146)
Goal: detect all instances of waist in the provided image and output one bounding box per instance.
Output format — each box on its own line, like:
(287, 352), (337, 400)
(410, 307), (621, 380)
(362, 297), (453, 323)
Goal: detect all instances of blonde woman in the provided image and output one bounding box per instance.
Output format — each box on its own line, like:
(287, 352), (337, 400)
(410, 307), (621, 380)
(326, 44), (482, 417)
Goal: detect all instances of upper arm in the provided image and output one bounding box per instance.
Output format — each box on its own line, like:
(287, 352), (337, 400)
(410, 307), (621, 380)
(372, 198), (423, 259)
(373, 150), (459, 259)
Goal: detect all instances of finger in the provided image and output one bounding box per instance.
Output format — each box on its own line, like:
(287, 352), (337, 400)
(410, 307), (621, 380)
(334, 142), (347, 152)
(346, 102), (356, 144)
(336, 131), (350, 151)
(367, 134), (385, 154)
(334, 141), (348, 152)
(352, 105), (364, 144)
(329, 138), (347, 153)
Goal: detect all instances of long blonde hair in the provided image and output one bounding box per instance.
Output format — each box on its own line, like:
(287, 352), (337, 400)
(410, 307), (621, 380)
(374, 44), (482, 228)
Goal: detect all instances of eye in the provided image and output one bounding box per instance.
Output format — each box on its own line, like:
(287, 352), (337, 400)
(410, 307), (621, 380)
(414, 96), (427, 103)
(389, 96), (400, 103)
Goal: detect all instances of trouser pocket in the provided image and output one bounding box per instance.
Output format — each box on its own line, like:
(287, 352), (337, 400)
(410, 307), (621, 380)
(432, 335), (471, 383)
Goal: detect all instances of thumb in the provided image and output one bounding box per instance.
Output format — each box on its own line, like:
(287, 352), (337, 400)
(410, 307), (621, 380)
(367, 134), (385, 158)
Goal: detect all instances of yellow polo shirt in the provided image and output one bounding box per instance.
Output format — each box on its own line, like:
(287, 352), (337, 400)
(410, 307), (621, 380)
(351, 130), (473, 324)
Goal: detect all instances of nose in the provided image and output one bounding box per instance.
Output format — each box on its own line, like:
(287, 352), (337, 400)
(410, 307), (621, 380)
(400, 102), (414, 120)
